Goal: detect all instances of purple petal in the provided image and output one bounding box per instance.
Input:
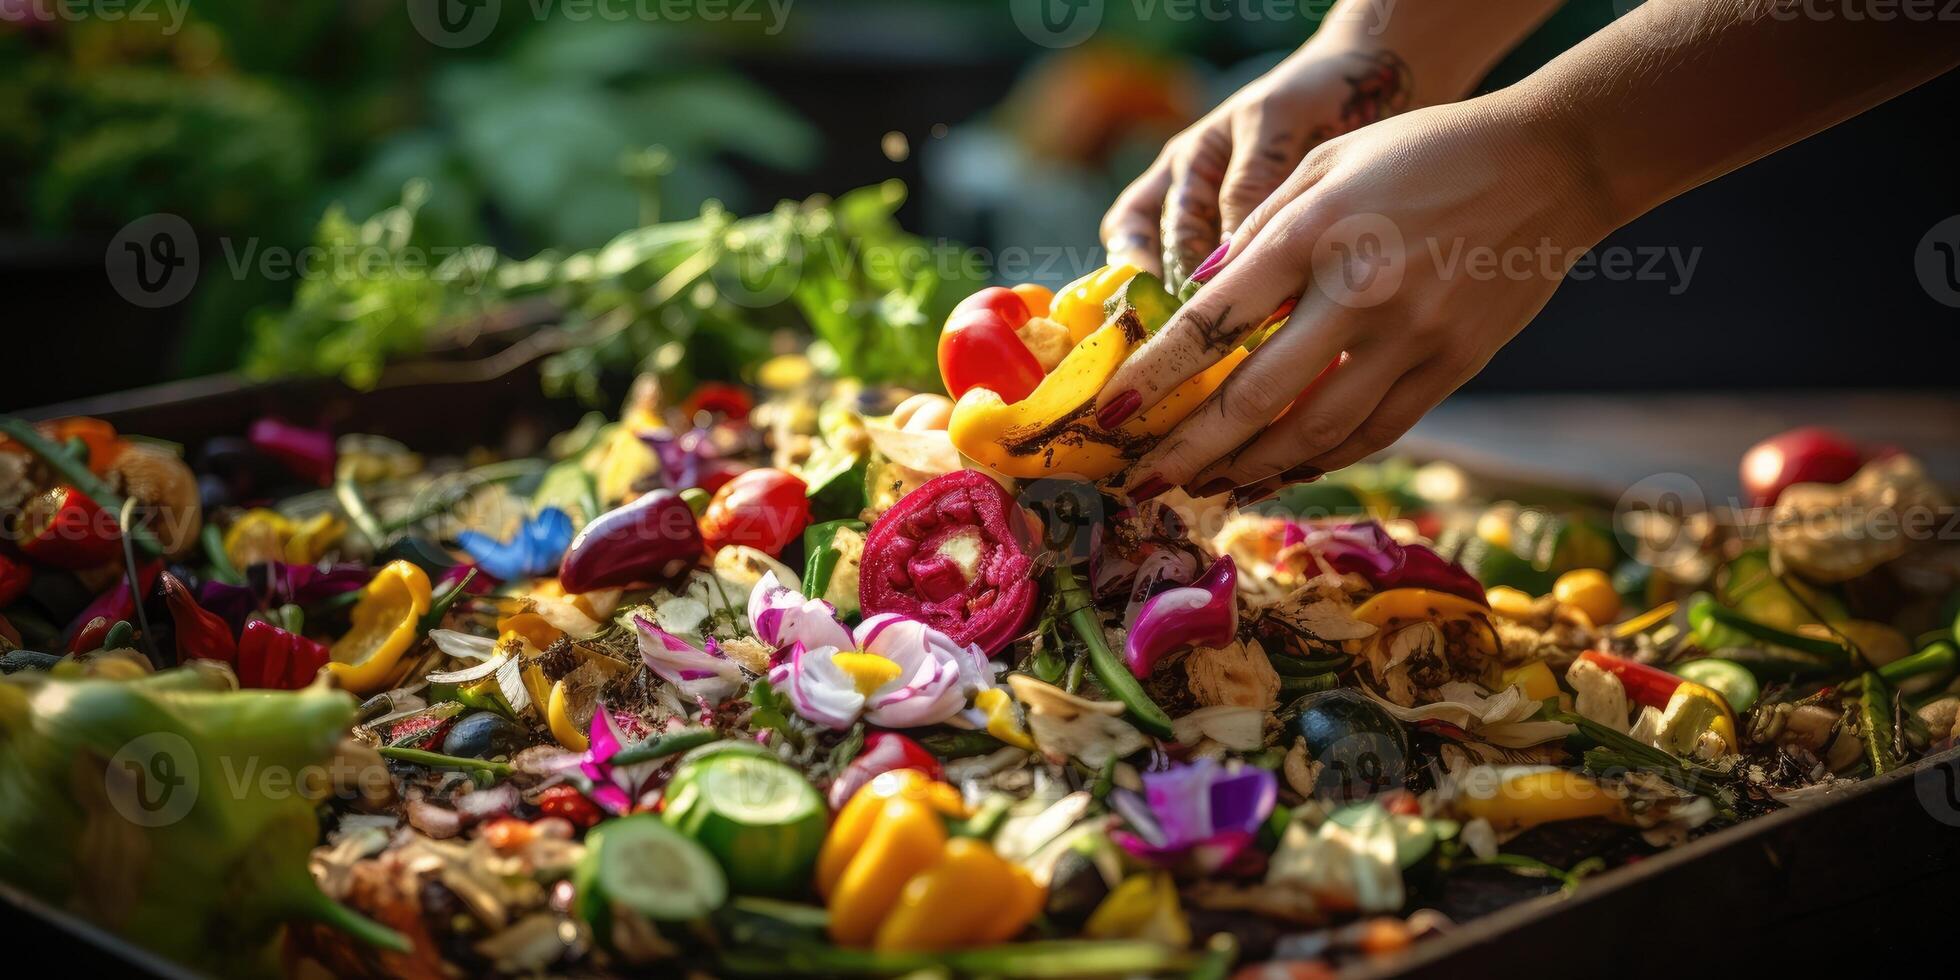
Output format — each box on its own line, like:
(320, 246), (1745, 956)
(1206, 766), (1278, 836)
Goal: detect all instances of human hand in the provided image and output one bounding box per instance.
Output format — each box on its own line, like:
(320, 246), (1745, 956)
(1093, 96), (1618, 501)
(1100, 43), (1412, 291)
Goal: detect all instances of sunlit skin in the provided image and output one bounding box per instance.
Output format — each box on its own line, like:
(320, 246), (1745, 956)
(1099, 0), (1960, 500)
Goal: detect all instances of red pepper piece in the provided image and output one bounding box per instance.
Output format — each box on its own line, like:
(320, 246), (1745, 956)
(160, 571), (237, 667)
(18, 486), (122, 570)
(1578, 649), (1682, 709)
(535, 784), (602, 829)
(680, 382), (755, 423)
(0, 554), (30, 607)
(938, 300), (1045, 402)
(66, 560), (161, 652)
(237, 619), (330, 690)
(826, 732), (943, 810)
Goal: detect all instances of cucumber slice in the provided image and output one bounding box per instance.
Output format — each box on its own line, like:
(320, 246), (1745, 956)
(1675, 658), (1759, 713)
(581, 815), (727, 921)
(663, 753), (828, 896)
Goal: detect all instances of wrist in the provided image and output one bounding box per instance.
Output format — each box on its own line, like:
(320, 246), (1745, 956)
(1480, 87), (1626, 248)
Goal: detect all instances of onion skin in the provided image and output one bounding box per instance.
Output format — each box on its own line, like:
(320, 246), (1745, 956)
(557, 490), (704, 594)
(860, 470), (1038, 656)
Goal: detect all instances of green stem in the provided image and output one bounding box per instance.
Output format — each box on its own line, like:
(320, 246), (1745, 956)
(378, 745), (513, 777)
(335, 478), (388, 549)
(299, 891), (412, 953)
(202, 523), (245, 586)
(609, 727), (720, 767)
(1860, 671), (1901, 775)
(1052, 561), (1175, 740)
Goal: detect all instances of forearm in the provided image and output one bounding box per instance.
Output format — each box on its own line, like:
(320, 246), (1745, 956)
(1303, 0), (1570, 106)
(1504, 0), (1960, 226)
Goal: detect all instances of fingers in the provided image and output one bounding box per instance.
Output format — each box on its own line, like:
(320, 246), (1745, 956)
(1092, 213), (1312, 429)
(1119, 297), (1360, 496)
(1219, 113), (1307, 238)
(1102, 165), (1172, 277)
(1186, 343), (1412, 494)
(1159, 127), (1231, 290)
(1300, 355), (1480, 473)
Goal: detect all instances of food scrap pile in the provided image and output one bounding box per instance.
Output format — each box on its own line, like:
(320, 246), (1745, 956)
(1, 269), (1956, 979)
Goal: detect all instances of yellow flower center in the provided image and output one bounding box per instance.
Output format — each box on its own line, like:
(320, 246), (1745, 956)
(833, 652), (902, 696)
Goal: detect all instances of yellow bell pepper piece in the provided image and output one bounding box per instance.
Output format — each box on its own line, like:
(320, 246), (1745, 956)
(872, 837), (1043, 951)
(1457, 769), (1626, 832)
(974, 687), (1036, 751)
(817, 770), (1044, 951)
(1083, 871), (1190, 947)
(1660, 681), (1738, 754)
(547, 678), (589, 751)
(949, 313), (1246, 481)
(223, 509), (295, 568)
(497, 610), (565, 651)
(1353, 588), (1497, 658)
(325, 560), (432, 695)
(1500, 660), (1561, 702)
(817, 770), (966, 898)
(1050, 264), (1139, 344)
(826, 796), (948, 946)
(284, 511), (346, 564)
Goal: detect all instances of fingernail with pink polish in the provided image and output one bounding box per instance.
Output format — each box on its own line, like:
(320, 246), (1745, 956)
(1189, 240), (1231, 284)
(1096, 389), (1141, 430)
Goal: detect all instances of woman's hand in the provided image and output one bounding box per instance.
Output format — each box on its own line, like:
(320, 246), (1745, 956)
(1100, 44), (1412, 291)
(1095, 96), (1617, 501)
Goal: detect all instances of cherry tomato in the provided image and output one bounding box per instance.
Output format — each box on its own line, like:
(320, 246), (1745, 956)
(1010, 283), (1054, 318)
(1740, 426), (1863, 508)
(535, 784), (602, 829)
(826, 732), (943, 810)
(680, 382), (754, 423)
(951, 286), (1033, 330)
(938, 306), (1045, 402)
(700, 467), (811, 557)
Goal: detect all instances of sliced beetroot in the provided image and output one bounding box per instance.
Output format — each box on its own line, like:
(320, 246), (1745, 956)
(860, 470), (1038, 656)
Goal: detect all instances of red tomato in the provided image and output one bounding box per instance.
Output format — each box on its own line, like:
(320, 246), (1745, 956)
(952, 286), (1032, 330)
(1740, 427), (1864, 508)
(700, 468), (811, 557)
(937, 307), (1045, 403)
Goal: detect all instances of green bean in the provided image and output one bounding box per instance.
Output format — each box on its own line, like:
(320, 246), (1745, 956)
(1053, 561), (1175, 740)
